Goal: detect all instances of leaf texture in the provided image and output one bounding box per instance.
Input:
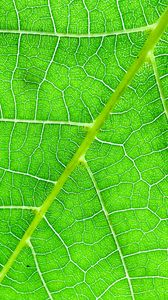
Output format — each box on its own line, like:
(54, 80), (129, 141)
(0, 1), (168, 299)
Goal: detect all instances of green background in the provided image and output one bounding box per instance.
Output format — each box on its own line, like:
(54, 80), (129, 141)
(0, 1), (168, 299)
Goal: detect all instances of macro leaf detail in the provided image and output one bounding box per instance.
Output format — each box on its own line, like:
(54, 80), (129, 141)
(0, 1), (168, 299)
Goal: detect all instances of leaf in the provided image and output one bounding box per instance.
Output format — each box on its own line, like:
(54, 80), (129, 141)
(0, 1), (168, 299)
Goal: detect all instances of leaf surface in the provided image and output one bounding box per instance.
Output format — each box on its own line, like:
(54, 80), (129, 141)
(0, 1), (168, 299)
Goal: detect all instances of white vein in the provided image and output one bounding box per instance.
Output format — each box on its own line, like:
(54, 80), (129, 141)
(83, 0), (90, 34)
(29, 240), (53, 300)
(97, 277), (126, 299)
(27, 123), (45, 174)
(11, 34), (21, 119)
(44, 216), (85, 275)
(35, 37), (60, 119)
(0, 104), (3, 119)
(139, 0), (148, 25)
(0, 166), (55, 184)
(44, 216), (71, 261)
(131, 276), (168, 280)
(0, 118), (92, 127)
(150, 53), (168, 118)
(0, 205), (39, 210)
(85, 161), (135, 300)
(0, 24), (154, 38)
(12, 0), (20, 30)
(8, 123), (15, 169)
(47, 0), (56, 33)
(116, 0), (125, 30)
(124, 248), (168, 258)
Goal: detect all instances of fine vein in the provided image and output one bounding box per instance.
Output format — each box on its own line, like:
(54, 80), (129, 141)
(150, 53), (168, 118)
(0, 7), (167, 283)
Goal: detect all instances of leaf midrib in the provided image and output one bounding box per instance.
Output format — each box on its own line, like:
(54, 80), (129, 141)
(0, 6), (167, 285)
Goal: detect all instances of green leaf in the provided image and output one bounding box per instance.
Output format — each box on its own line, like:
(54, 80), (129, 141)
(0, 1), (168, 299)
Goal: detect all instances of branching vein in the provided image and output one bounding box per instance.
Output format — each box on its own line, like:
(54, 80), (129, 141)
(0, 7), (167, 284)
(0, 24), (154, 38)
(85, 161), (135, 299)
(29, 240), (53, 300)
